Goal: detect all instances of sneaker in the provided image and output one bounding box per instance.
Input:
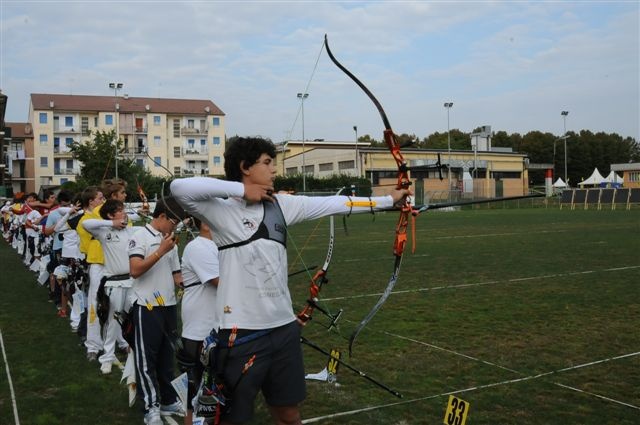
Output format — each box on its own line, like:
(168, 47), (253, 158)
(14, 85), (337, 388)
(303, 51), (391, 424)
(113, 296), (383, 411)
(160, 401), (185, 417)
(144, 407), (162, 425)
(100, 362), (112, 375)
(86, 352), (98, 362)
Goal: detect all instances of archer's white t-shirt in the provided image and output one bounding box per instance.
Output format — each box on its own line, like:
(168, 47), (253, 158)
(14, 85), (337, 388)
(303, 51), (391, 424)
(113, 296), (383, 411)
(180, 236), (220, 340)
(171, 177), (394, 331)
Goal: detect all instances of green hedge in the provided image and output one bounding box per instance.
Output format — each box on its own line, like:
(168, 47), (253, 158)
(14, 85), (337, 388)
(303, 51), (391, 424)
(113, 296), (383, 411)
(275, 174), (372, 196)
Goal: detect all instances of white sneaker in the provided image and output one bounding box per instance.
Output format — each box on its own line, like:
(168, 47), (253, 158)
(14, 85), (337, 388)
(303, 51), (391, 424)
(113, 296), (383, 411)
(100, 362), (112, 375)
(144, 407), (162, 425)
(160, 400), (185, 416)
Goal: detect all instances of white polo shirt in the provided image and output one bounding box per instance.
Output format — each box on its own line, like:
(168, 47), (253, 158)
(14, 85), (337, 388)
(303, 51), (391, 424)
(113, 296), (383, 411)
(82, 219), (136, 284)
(127, 224), (180, 307)
(181, 236), (220, 340)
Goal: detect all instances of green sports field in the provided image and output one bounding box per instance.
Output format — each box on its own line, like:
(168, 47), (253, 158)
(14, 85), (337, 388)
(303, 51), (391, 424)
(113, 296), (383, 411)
(1, 206), (639, 424)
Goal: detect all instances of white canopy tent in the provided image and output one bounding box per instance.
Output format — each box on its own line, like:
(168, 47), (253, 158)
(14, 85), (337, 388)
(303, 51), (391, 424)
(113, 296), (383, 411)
(553, 177), (567, 188)
(604, 170), (624, 184)
(578, 168), (606, 186)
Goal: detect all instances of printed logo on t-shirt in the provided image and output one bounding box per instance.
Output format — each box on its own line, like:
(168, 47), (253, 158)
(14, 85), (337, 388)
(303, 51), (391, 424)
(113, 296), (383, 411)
(128, 239), (136, 249)
(242, 218), (256, 230)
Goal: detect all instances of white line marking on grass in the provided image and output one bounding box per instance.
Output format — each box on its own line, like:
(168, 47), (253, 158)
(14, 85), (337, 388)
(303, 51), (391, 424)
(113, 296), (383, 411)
(379, 329), (639, 411)
(553, 383), (640, 410)
(322, 265), (640, 301)
(0, 329), (20, 425)
(301, 351), (640, 423)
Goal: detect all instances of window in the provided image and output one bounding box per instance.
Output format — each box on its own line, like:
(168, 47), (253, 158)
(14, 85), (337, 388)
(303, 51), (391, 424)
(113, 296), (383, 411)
(213, 156), (221, 166)
(173, 119), (180, 137)
(81, 117), (89, 135)
(65, 116), (73, 127)
(94, 117), (98, 127)
(319, 163), (334, 172)
(153, 156), (162, 167)
(39, 134), (48, 145)
(40, 157), (48, 167)
(154, 136), (161, 147)
(286, 167), (298, 175)
(136, 159), (144, 167)
(54, 137), (60, 151)
(212, 117), (220, 126)
(212, 137), (220, 145)
(105, 114), (113, 126)
(303, 165), (314, 174)
(65, 138), (73, 147)
(338, 160), (355, 171)
(39, 113), (47, 124)
(200, 139), (206, 148)
(629, 172), (639, 183)
(199, 119), (206, 132)
(188, 119), (194, 129)
(60, 178), (68, 184)
(174, 167), (181, 176)
(188, 139), (195, 149)
(490, 171), (521, 179)
(153, 115), (161, 125)
(173, 147), (181, 158)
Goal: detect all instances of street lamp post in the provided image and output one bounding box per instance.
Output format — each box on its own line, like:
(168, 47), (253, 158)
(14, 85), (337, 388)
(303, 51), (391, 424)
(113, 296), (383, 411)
(561, 110), (569, 185)
(109, 82), (123, 179)
(297, 93), (309, 192)
(353, 125), (358, 177)
(444, 102), (454, 198)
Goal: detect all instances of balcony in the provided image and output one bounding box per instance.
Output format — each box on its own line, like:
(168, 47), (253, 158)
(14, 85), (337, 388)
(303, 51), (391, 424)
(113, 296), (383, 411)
(134, 126), (148, 134)
(183, 148), (209, 157)
(181, 126), (207, 135)
(54, 168), (79, 175)
(54, 127), (78, 134)
(182, 168), (209, 176)
(53, 147), (74, 156)
(122, 147), (147, 155)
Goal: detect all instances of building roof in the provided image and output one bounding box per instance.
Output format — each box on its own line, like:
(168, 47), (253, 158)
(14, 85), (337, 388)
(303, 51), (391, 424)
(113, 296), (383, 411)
(611, 162), (640, 172)
(30, 93), (225, 116)
(5, 122), (32, 138)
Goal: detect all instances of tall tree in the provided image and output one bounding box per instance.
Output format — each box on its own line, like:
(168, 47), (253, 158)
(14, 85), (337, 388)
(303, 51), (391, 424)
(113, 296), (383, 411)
(71, 130), (170, 201)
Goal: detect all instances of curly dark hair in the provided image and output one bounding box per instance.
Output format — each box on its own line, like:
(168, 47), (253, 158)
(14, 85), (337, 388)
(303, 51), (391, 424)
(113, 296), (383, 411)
(99, 199), (124, 219)
(224, 137), (276, 182)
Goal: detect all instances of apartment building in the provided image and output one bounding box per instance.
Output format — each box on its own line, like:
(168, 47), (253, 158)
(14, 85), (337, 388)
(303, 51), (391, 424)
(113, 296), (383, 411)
(29, 93), (225, 190)
(4, 122), (35, 194)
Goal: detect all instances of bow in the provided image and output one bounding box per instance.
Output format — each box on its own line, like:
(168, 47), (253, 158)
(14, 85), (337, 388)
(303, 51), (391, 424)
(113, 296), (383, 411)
(136, 178), (151, 213)
(296, 187), (345, 329)
(325, 35), (417, 356)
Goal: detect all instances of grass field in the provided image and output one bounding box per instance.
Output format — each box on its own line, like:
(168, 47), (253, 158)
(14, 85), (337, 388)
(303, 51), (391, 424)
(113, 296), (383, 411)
(1, 205), (639, 424)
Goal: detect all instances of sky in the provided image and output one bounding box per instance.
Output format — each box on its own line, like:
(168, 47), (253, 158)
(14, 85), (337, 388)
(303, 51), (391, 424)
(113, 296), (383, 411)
(1, 1), (638, 143)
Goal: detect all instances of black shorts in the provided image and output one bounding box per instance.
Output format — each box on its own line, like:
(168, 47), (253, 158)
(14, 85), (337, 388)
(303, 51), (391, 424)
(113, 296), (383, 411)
(46, 249), (62, 273)
(180, 337), (204, 410)
(215, 321), (305, 423)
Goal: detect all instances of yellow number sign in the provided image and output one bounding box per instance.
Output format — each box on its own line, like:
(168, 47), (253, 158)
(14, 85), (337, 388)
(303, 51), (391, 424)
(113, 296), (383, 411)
(444, 395), (470, 425)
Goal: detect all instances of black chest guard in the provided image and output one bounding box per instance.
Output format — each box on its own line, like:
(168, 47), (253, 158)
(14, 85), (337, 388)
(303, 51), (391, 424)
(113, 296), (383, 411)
(218, 199), (286, 251)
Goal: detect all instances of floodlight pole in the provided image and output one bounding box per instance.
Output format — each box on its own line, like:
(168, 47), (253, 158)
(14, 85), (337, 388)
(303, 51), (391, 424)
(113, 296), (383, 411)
(561, 110), (569, 186)
(353, 125), (358, 177)
(109, 82), (123, 179)
(297, 92), (309, 192)
(444, 102), (454, 200)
